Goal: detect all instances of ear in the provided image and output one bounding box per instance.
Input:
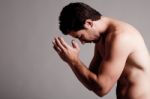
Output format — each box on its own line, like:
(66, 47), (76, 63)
(84, 19), (93, 29)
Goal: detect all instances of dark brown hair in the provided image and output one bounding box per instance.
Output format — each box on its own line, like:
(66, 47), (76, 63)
(59, 2), (102, 35)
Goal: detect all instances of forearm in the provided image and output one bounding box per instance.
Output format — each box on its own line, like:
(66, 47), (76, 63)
(68, 59), (102, 91)
(52, 37), (107, 96)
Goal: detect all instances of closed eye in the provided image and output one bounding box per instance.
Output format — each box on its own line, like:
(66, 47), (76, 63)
(75, 35), (81, 39)
(75, 36), (79, 38)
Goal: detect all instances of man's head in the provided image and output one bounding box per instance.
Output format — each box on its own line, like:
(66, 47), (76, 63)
(59, 2), (102, 43)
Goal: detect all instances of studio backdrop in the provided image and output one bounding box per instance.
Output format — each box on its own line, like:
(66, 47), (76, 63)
(0, 0), (150, 99)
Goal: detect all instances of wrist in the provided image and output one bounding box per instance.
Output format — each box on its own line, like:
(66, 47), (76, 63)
(68, 58), (80, 67)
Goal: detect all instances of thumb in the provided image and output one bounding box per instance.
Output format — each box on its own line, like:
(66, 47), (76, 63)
(72, 40), (80, 49)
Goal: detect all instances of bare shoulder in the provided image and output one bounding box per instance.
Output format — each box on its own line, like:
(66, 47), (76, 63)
(106, 22), (146, 51)
(105, 31), (135, 54)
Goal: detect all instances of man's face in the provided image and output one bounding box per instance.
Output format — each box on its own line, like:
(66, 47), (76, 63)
(69, 29), (100, 44)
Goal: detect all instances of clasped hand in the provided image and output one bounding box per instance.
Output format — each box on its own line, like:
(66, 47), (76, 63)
(52, 37), (80, 65)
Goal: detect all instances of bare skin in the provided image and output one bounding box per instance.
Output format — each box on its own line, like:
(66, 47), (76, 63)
(52, 16), (150, 99)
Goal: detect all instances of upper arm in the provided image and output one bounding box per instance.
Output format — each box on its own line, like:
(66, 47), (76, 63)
(96, 34), (133, 94)
(89, 44), (102, 74)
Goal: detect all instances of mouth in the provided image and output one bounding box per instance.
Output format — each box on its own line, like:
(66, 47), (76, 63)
(81, 40), (98, 44)
(93, 37), (101, 43)
(80, 40), (91, 44)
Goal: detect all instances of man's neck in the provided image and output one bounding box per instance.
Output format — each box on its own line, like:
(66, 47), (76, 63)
(98, 16), (116, 44)
(100, 16), (115, 34)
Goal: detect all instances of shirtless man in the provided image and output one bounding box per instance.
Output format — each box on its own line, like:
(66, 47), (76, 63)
(52, 2), (150, 99)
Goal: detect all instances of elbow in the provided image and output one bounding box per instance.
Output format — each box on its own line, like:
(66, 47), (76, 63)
(94, 90), (108, 97)
(92, 87), (110, 97)
(88, 75), (113, 97)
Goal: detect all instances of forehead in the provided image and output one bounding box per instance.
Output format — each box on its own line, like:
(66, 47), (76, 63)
(69, 31), (79, 38)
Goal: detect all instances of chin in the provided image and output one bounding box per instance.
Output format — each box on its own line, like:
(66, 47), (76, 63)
(93, 38), (100, 43)
(92, 41), (98, 43)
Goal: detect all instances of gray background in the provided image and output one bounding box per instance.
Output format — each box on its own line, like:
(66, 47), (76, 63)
(0, 0), (150, 99)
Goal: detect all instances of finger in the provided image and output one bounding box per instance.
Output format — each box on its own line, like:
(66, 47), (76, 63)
(58, 37), (68, 49)
(52, 40), (62, 53)
(53, 45), (62, 54)
(55, 37), (66, 52)
(72, 40), (80, 50)
(52, 40), (55, 45)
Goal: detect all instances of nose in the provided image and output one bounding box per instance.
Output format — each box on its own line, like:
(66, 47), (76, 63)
(79, 39), (85, 45)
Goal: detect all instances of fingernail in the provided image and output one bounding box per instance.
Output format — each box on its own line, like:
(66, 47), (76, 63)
(58, 37), (61, 40)
(72, 39), (75, 42)
(52, 40), (55, 44)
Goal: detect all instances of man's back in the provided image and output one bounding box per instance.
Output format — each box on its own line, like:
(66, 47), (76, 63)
(98, 18), (150, 99)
